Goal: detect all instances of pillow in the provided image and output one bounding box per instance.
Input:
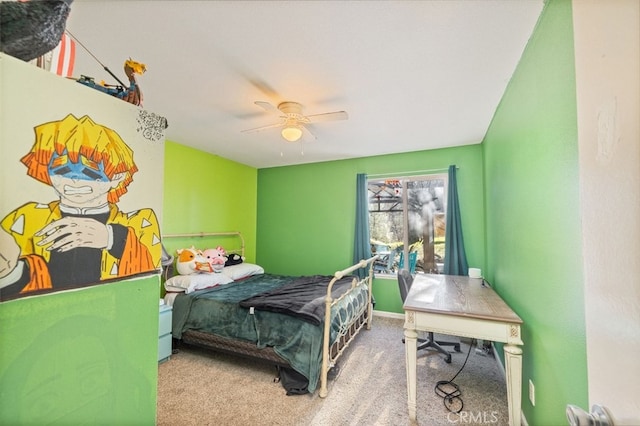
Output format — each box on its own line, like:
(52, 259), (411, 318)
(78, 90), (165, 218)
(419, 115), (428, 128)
(165, 273), (233, 294)
(221, 263), (264, 281)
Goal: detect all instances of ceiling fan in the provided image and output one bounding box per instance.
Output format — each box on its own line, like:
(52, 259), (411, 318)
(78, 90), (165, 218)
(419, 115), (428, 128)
(241, 101), (348, 142)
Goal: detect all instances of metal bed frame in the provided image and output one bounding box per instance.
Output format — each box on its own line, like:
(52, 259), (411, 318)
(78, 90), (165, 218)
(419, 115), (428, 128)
(162, 231), (377, 397)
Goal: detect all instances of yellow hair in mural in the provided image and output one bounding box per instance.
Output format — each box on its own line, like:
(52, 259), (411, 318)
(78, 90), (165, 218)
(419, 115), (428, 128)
(20, 114), (137, 203)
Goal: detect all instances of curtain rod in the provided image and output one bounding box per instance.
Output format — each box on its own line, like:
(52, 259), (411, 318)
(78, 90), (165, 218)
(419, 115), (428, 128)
(366, 166), (458, 179)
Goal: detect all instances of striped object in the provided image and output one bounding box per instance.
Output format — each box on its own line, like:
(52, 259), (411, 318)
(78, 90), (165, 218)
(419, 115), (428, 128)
(49, 32), (75, 77)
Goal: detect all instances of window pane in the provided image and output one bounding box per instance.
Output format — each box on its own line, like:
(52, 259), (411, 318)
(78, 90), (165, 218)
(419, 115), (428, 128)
(368, 179), (403, 274)
(368, 175), (447, 275)
(406, 178), (446, 274)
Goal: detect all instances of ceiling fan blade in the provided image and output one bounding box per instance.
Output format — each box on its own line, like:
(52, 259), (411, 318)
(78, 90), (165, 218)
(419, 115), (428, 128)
(302, 125), (317, 140)
(305, 111), (349, 123)
(241, 121), (284, 133)
(254, 101), (281, 115)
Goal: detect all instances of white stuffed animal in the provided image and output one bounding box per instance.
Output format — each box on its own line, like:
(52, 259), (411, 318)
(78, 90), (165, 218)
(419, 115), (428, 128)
(175, 246), (213, 275)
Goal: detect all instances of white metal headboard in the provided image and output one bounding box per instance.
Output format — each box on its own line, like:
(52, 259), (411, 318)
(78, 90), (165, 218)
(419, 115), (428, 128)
(161, 231), (245, 258)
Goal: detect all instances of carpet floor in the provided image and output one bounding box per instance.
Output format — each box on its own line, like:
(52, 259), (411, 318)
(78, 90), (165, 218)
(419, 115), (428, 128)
(157, 316), (509, 426)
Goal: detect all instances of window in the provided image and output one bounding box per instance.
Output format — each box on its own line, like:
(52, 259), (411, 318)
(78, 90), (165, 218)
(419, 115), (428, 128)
(368, 174), (448, 275)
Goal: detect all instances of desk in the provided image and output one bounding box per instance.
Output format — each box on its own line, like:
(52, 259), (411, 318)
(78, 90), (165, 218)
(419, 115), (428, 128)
(403, 274), (523, 425)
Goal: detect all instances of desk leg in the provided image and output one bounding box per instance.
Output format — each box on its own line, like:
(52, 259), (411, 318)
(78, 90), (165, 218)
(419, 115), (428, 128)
(404, 327), (418, 422)
(504, 344), (523, 426)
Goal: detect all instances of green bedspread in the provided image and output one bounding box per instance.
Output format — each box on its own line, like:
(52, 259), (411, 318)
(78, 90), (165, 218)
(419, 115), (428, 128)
(171, 273), (368, 393)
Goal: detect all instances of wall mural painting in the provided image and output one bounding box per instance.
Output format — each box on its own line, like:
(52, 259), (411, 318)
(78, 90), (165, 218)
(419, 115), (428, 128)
(0, 113), (162, 302)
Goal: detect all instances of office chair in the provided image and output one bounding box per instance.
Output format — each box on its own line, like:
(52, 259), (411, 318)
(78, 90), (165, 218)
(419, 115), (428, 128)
(373, 248), (397, 274)
(398, 251), (418, 273)
(398, 269), (461, 363)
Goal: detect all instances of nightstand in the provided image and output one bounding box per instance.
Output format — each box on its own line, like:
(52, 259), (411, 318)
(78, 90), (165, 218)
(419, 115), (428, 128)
(158, 303), (172, 363)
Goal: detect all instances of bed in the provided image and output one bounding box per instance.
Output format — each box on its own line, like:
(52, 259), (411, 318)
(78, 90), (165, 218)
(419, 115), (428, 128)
(161, 232), (377, 397)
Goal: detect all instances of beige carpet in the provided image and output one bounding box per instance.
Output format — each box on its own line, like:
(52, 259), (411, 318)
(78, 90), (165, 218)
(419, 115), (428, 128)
(157, 316), (508, 426)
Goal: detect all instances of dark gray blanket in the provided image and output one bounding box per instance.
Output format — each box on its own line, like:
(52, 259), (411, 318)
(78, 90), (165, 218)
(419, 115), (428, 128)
(239, 274), (356, 326)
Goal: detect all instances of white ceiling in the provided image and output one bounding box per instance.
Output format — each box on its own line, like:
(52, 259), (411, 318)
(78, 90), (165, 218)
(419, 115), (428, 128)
(65, 1), (544, 169)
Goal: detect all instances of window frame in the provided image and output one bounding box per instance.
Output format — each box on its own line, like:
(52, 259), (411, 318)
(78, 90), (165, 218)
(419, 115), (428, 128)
(368, 173), (448, 277)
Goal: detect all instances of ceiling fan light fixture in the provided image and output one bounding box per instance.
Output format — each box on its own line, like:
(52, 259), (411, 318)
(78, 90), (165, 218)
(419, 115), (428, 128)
(281, 126), (303, 142)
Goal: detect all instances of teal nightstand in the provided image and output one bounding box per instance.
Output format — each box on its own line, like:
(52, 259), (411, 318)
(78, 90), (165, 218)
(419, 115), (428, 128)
(158, 303), (173, 363)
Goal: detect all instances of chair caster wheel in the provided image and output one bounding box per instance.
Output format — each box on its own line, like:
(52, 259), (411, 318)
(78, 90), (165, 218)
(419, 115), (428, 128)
(454, 345), (461, 352)
(445, 355), (452, 363)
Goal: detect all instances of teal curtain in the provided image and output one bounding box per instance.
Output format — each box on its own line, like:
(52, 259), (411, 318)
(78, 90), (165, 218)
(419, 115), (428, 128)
(353, 173), (372, 279)
(444, 165), (469, 276)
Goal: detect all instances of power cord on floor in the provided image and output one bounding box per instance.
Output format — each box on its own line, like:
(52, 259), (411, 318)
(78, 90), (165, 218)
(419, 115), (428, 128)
(434, 338), (476, 413)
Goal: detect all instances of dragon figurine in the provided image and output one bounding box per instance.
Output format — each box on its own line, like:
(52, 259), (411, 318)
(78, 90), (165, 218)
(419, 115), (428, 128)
(75, 58), (146, 106)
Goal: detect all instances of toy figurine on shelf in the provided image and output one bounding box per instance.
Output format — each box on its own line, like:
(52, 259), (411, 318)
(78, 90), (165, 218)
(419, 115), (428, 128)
(123, 59), (145, 105)
(74, 58), (146, 106)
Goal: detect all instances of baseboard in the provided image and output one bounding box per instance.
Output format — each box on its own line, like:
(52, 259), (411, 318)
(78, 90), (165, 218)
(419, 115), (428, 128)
(372, 310), (404, 320)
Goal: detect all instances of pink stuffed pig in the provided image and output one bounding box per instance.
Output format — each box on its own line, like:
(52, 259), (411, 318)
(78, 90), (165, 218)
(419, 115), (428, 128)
(203, 246), (228, 273)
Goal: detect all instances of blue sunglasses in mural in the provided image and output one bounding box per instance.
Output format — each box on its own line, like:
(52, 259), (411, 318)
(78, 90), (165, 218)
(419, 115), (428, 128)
(48, 150), (110, 182)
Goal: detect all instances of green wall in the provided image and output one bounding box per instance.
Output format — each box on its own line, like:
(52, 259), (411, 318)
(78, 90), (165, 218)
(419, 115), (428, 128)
(256, 144), (485, 313)
(161, 141), (258, 261)
(0, 275), (160, 425)
(159, 5), (590, 425)
(482, 1), (587, 424)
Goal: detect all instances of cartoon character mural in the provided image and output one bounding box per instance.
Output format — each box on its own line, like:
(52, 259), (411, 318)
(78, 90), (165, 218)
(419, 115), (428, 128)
(0, 113), (161, 302)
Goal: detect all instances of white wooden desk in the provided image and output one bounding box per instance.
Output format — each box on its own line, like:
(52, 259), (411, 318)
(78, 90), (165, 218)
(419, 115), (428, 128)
(403, 274), (523, 425)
